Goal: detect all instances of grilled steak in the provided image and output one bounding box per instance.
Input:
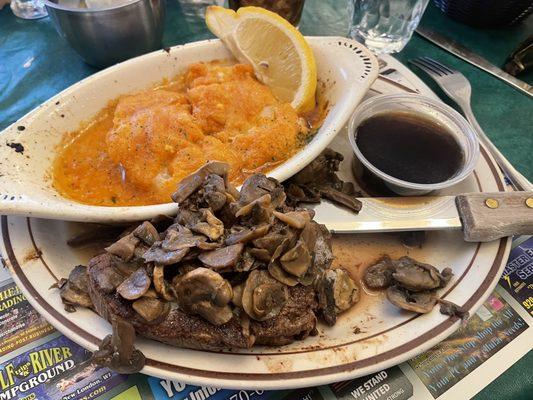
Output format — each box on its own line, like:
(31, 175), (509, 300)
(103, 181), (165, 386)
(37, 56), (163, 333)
(61, 161), (360, 355)
(87, 253), (317, 349)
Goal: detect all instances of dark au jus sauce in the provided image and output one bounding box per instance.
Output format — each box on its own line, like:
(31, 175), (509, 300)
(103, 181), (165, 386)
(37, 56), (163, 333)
(356, 112), (464, 184)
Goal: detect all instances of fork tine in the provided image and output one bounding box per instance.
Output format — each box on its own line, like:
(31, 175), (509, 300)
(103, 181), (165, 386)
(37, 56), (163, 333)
(420, 57), (456, 75)
(409, 58), (444, 77)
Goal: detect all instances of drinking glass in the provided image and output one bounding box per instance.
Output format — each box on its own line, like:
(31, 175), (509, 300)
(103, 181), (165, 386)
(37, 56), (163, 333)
(11, 0), (48, 19)
(348, 0), (429, 54)
(229, 0), (306, 26)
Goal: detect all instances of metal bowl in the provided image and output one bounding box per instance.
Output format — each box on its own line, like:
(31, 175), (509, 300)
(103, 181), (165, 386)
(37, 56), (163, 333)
(44, 0), (166, 68)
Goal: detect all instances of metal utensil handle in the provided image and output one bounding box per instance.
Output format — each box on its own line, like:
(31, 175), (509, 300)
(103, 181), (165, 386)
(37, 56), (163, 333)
(456, 191), (533, 242)
(459, 102), (533, 191)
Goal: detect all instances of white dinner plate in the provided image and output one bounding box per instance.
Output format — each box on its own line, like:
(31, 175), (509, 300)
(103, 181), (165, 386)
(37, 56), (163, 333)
(0, 53), (510, 389)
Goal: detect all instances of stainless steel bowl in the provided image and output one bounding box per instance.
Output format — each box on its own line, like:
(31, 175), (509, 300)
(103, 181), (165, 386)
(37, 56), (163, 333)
(44, 0), (166, 68)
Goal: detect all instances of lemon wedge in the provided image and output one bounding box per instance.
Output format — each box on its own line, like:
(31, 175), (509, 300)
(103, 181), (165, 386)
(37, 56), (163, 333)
(206, 5), (317, 113)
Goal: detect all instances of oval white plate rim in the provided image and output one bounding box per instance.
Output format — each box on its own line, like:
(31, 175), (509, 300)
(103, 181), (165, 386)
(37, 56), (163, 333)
(0, 55), (511, 390)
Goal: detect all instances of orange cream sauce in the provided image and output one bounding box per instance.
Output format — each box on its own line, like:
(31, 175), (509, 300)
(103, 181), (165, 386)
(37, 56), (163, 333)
(53, 61), (312, 206)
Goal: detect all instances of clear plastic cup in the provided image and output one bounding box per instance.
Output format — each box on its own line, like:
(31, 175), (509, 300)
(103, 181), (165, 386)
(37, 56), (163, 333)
(348, 94), (480, 196)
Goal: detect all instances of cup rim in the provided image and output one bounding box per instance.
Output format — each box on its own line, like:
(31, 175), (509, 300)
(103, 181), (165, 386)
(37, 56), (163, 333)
(44, 0), (143, 13)
(348, 93), (480, 191)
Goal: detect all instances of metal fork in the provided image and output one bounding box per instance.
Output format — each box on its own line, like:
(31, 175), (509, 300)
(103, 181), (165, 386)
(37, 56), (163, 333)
(410, 56), (532, 191)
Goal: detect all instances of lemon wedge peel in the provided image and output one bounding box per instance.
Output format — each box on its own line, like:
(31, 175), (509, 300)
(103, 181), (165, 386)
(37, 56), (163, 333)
(205, 6), (317, 113)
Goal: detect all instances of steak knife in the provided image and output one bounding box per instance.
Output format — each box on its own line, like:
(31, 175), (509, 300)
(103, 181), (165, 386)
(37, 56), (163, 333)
(313, 191), (533, 242)
(415, 27), (533, 97)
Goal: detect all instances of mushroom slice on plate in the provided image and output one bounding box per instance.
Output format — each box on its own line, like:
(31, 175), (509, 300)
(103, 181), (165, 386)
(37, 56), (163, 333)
(202, 174), (228, 211)
(268, 261), (299, 286)
(153, 265), (176, 301)
(386, 286), (437, 313)
(190, 209), (224, 241)
(225, 224), (270, 245)
(316, 269), (359, 326)
(235, 194), (271, 218)
(232, 283), (245, 308)
(392, 257), (449, 292)
(92, 263), (125, 294)
(162, 225), (202, 251)
(174, 268), (234, 325)
(253, 233), (285, 255)
(116, 267), (151, 300)
(280, 240), (311, 277)
(105, 233), (140, 262)
(59, 266), (93, 310)
(363, 256), (396, 289)
(143, 242), (189, 265)
(242, 270), (288, 321)
(272, 210), (312, 229)
(132, 221), (159, 246)
(132, 297), (170, 322)
(239, 174), (285, 207)
(171, 161), (229, 203)
(198, 243), (244, 271)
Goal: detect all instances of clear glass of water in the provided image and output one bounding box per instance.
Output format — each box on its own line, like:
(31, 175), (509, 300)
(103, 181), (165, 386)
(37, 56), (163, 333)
(348, 0), (429, 54)
(10, 0), (48, 19)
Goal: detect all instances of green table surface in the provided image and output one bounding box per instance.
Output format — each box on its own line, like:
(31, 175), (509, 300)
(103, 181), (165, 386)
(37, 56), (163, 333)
(0, 1), (531, 398)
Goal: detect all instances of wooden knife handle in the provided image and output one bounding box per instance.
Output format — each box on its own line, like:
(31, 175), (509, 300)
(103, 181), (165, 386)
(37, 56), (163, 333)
(456, 192), (533, 242)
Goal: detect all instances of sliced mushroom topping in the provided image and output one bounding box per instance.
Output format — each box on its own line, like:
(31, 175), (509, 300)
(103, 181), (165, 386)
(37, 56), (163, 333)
(268, 261), (299, 286)
(363, 256), (396, 289)
(273, 210), (312, 229)
(386, 286), (437, 313)
(299, 222), (317, 253)
(153, 265), (176, 301)
(143, 288), (159, 299)
(248, 248), (271, 262)
(202, 174), (227, 211)
(113, 258), (143, 277)
(196, 241), (222, 250)
(232, 283), (244, 308)
(190, 209), (224, 241)
(225, 224), (270, 245)
(235, 249), (256, 272)
(116, 267), (151, 300)
(132, 297), (170, 322)
(313, 224), (334, 270)
(132, 221), (159, 246)
(235, 194), (271, 218)
(392, 257), (446, 292)
(92, 318), (145, 374)
(440, 268), (454, 287)
(174, 268), (233, 325)
(271, 237), (290, 262)
(316, 269), (359, 326)
(198, 243), (244, 271)
(242, 270), (288, 321)
(66, 264), (90, 293)
(59, 267), (93, 310)
(105, 233), (140, 262)
(319, 187), (362, 213)
(280, 240), (311, 277)
(171, 161), (229, 203)
(253, 233), (285, 255)
(143, 242), (189, 265)
(162, 226), (203, 251)
(93, 264), (124, 294)
(438, 299), (469, 320)
(250, 201), (273, 225)
(239, 174), (284, 207)
(298, 262), (319, 286)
